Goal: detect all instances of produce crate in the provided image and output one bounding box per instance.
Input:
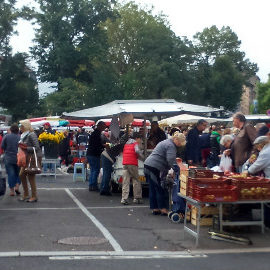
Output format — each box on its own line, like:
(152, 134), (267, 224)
(179, 170), (189, 196)
(189, 168), (224, 178)
(190, 185), (238, 202)
(231, 178), (270, 200)
(188, 177), (231, 198)
(191, 206), (218, 226)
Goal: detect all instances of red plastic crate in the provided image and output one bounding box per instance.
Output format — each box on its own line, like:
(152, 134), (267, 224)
(190, 185), (238, 202)
(188, 177), (231, 189)
(231, 178), (270, 200)
(188, 177), (231, 198)
(189, 169), (224, 178)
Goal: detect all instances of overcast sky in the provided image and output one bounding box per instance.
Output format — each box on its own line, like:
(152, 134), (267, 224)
(10, 0), (270, 85)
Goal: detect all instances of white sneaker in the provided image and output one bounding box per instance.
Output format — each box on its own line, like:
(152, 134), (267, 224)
(121, 199), (129, 205)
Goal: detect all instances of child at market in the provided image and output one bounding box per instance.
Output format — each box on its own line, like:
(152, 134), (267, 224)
(121, 133), (144, 205)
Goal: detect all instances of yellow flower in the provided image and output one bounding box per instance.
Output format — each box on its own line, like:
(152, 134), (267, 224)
(38, 131), (65, 144)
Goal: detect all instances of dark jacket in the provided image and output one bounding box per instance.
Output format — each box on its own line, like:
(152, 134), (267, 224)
(1, 133), (20, 164)
(104, 134), (129, 163)
(210, 131), (221, 156)
(186, 127), (201, 163)
(76, 131), (88, 144)
(87, 129), (104, 157)
(147, 128), (166, 149)
(59, 137), (70, 156)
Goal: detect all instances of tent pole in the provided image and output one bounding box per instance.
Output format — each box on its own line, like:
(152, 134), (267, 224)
(143, 116), (147, 160)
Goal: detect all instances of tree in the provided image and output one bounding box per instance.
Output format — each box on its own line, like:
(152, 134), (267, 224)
(0, 53), (39, 120)
(257, 76), (270, 113)
(0, 1), (39, 120)
(103, 2), (194, 101)
(192, 26), (258, 110)
(31, 0), (116, 85)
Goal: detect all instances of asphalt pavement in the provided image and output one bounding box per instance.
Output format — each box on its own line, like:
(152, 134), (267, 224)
(1, 172), (270, 269)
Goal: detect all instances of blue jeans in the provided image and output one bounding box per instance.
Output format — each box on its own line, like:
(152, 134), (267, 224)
(145, 170), (167, 210)
(87, 155), (100, 188)
(5, 163), (21, 189)
(100, 155), (113, 193)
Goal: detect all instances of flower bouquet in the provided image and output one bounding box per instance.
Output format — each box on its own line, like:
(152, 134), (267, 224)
(38, 131), (65, 159)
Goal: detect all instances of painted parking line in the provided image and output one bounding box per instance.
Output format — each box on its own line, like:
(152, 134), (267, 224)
(65, 188), (123, 252)
(0, 205), (148, 211)
(0, 250), (206, 259)
(49, 251), (206, 260)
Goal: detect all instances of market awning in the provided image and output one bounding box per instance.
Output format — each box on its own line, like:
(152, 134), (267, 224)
(96, 118), (150, 127)
(62, 99), (224, 120)
(159, 114), (222, 126)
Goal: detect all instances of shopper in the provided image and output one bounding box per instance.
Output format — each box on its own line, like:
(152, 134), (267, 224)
(147, 121), (166, 149)
(100, 133), (129, 196)
(185, 119), (208, 166)
(144, 132), (186, 215)
(231, 112), (256, 172)
(121, 133), (144, 205)
(18, 119), (42, 202)
(247, 136), (270, 178)
(1, 124), (21, 196)
(59, 130), (70, 167)
(87, 121), (107, 191)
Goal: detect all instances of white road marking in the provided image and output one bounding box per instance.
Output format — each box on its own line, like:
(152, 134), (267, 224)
(49, 254), (205, 260)
(192, 247), (270, 255)
(0, 206), (147, 211)
(37, 188), (87, 190)
(65, 188), (123, 252)
(0, 251), (206, 259)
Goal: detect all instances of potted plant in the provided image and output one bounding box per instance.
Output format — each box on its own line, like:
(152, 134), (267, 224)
(38, 131), (65, 159)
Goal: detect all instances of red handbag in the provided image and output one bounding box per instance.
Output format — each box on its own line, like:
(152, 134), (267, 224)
(17, 147), (27, 167)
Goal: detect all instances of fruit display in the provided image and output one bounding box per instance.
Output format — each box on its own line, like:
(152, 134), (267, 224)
(231, 178), (270, 200)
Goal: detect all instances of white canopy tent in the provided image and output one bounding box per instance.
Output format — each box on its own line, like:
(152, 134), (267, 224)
(159, 114), (222, 126)
(62, 99), (223, 120)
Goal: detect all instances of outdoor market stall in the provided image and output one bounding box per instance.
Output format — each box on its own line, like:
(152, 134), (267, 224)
(63, 99), (224, 187)
(178, 167), (270, 246)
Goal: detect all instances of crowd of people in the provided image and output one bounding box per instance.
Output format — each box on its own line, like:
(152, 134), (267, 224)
(1, 112), (270, 217)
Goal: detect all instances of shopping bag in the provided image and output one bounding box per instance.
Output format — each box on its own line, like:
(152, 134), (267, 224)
(219, 154), (232, 172)
(17, 147), (27, 167)
(0, 177), (6, 196)
(24, 147), (41, 175)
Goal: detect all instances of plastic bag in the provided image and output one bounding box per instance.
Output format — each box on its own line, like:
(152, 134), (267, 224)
(219, 154), (232, 172)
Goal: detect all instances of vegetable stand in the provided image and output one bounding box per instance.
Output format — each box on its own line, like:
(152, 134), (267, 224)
(179, 193), (270, 247)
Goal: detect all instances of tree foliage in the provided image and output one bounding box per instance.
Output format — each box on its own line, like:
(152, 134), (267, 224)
(257, 76), (270, 114)
(0, 0), (39, 120)
(0, 53), (39, 120)
(0, 0), (259, 117)
(192, 25), (258, 110)
(31, 0), (116, 84)
(103, 2), (194, 101)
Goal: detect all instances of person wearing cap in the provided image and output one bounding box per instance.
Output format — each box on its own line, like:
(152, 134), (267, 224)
(43, 122), (54, 134)
(86, 121), (107, 191)
(18, 119), (42, 202)
(144, 132), (186, 215)
(231, 112), (256, 172)
(246, 136), (270, 178)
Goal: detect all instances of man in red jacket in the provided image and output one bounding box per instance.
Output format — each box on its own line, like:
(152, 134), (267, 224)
(121, 133), (144, 205)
